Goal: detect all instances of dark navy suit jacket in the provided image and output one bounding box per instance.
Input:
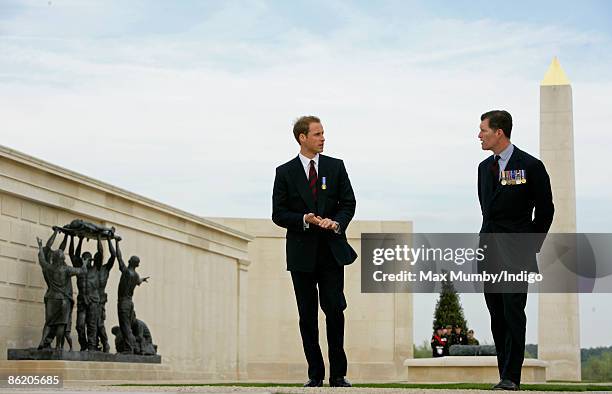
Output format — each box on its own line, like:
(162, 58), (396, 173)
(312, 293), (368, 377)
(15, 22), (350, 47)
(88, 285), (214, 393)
(272, 155), (357, 272)
(478, 146), (555, 273)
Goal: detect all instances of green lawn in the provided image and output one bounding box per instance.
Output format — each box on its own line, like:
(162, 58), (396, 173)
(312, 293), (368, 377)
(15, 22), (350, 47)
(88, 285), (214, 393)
(117, 382), (612, 391)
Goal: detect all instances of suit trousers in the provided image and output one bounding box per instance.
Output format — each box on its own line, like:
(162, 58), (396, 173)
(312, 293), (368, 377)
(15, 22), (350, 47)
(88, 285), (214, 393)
(290, 240), (347, 380)
(484, 292), (528, 384)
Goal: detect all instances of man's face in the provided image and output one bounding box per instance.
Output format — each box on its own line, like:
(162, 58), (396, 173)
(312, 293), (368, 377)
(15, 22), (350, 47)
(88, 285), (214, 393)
(299, 122), (325, 155)
(478, 118), (504, 151)
(455, 327), (461, 334)
(468, 332), (474, 338)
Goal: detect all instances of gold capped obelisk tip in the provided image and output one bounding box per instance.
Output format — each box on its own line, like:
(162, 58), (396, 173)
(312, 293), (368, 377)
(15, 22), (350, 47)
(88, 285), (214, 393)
(541, 57), (570, 86)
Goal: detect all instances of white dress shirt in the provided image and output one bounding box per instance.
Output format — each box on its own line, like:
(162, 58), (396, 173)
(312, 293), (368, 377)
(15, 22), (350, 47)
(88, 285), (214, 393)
(298, 153), (319, 178)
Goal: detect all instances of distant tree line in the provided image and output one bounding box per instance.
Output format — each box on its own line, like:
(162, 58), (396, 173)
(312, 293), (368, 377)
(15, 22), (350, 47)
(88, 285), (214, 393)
(581, 346), (612, 382)
(581, 346), (612, 362)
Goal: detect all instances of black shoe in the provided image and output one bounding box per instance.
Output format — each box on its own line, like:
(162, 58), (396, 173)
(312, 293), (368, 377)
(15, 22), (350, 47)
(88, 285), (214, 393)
(493, 379), (520, 391)
(303, 379), (323, 387)
(329, 377), (352, 387)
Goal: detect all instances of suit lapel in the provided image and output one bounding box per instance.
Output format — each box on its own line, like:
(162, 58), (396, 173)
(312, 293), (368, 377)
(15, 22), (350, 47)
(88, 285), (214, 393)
(480, 156), (496, 208)
(316, 155), (329, 216)
(288, 156), (317, 213)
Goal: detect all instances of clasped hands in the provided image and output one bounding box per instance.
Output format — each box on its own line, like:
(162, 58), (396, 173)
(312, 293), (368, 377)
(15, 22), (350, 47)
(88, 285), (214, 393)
(305, 213), (338, 231)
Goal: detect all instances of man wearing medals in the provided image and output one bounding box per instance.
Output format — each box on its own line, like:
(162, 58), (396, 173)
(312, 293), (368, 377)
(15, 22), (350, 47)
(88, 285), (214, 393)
(477, 110), (554, 391)
(272, 116), (357, 388)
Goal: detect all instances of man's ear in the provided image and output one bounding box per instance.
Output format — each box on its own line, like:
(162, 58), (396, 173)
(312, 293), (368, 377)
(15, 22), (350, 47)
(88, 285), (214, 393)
(298, 133), (306, 144)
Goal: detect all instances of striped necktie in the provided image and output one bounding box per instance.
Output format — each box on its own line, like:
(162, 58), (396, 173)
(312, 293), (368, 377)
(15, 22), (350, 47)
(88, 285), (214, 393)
(308, 160), (318, 202)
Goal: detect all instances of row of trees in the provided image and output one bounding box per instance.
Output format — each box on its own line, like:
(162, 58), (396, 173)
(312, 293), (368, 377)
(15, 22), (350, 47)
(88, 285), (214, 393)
(582, 350), (612, 382)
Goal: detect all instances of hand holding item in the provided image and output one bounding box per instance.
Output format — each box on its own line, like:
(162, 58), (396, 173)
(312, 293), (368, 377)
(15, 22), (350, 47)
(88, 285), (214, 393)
(304, 213), (321, 226)
(318, 217), (338, 231)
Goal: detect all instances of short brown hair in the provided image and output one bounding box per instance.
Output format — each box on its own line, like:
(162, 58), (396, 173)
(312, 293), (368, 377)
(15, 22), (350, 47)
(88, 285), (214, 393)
(293, 115), (321, 144)
(481, 110), (512, 139)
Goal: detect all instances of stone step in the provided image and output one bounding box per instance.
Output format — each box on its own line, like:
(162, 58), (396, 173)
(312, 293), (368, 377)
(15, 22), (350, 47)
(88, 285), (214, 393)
(404, 356), (548, 383)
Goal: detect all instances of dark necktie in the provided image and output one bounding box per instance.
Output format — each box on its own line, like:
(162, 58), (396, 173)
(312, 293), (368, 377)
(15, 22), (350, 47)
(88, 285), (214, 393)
(308, 160), (318, 202)
(491, 155), (501, 190)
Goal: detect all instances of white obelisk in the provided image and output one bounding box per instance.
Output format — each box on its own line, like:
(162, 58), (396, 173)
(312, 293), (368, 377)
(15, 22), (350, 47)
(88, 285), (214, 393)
(538, 57), (581, 381)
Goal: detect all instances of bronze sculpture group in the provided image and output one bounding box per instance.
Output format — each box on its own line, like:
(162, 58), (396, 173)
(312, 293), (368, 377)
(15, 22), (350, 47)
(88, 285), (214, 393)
(36, 219), (156, 356)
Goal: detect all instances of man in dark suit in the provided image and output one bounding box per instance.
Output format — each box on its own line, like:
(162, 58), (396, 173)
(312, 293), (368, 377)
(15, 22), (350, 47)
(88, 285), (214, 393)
(272, 115), (357, 387)
(477, 110), (554, 391)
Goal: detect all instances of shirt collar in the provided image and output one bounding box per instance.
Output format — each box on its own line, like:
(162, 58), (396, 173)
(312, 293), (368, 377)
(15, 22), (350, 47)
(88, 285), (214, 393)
(298, 153), (319, 168)
(498, 143), (514, 162)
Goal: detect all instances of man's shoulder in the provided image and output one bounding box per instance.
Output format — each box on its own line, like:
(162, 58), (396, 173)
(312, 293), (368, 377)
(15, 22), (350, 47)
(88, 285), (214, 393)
(320, 154), (343, 164)
(478, 156), (492, 168)
(276, 156), (299, 172)
(319, 154), (346, 171)
(276, 154), (344, 170)
(513, 146), (544, 167)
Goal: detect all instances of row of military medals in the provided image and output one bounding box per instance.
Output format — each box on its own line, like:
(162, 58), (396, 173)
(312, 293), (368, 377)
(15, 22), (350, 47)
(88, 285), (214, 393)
(501, 170), (526, 185)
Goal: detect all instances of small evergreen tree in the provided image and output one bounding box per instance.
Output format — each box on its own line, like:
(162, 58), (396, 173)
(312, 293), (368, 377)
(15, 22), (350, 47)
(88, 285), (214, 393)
(432, 270), (468, 331)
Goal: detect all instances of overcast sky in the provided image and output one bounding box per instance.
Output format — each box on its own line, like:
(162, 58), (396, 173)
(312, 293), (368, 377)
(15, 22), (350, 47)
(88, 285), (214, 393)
(2, 0), (611, 348)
